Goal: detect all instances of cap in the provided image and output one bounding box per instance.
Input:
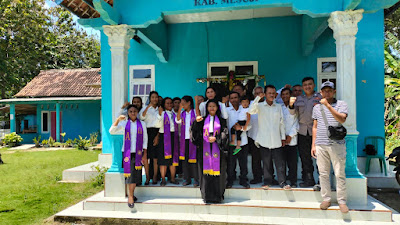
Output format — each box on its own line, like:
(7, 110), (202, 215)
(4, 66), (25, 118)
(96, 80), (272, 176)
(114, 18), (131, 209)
(321, 81), (335, 90)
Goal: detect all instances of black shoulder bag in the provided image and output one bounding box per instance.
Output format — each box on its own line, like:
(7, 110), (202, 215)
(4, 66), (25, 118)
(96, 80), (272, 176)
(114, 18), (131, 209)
(320, 105), (347, 140)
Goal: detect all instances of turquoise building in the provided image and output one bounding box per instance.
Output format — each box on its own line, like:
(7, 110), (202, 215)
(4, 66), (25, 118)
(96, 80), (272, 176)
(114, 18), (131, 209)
(0, 68), (101, 143)
(55, 0), (400, 204)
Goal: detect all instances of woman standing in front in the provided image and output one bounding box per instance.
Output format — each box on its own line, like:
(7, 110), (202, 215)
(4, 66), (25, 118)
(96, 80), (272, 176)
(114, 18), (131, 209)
(191, 99), (229, 203)
(109, 105), (148, 208)
(140, 91), (161, 185)
(157, 97), (180, 186)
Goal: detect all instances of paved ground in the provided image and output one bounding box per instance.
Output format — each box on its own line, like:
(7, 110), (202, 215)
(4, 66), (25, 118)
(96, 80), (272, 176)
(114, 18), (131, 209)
(369, 188), (400, 212)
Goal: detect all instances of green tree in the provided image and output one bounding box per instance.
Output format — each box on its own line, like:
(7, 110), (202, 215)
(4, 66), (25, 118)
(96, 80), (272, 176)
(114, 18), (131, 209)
(0, 0), (100, 99)
(384, 31), (400, 136)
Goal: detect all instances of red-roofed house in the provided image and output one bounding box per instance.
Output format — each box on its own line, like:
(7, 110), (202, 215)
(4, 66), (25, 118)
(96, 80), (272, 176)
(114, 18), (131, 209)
(0, 68), (101, 143)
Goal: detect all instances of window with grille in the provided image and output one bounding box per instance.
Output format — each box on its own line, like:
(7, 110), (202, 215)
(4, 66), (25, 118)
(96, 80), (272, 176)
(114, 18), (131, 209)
(317, 58), (337, 90)
(129, 65), (155, 105)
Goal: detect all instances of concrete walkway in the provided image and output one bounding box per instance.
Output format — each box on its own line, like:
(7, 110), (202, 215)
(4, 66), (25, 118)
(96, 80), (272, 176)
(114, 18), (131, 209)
(8, 144), (35, 150)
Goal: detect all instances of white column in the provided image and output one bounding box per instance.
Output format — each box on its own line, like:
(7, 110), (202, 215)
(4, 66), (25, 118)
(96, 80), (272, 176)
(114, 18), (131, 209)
(328, 10), (363, 134)
(103, 25), (135, 121)
(328, 10), (367, 206)
(103, 25), (135, 197)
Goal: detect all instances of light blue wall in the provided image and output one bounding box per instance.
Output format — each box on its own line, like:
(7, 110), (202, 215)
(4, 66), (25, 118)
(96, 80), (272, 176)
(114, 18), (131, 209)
(355, 11), (385, 156)
(100, 11), (385, 156)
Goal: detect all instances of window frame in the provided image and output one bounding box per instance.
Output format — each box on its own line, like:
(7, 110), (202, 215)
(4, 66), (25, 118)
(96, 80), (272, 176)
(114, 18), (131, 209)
(129, 65), (155, 105)
(41, 111), (50, 133)
(317, 57), (337, 90)
(207, 61), (258, 86)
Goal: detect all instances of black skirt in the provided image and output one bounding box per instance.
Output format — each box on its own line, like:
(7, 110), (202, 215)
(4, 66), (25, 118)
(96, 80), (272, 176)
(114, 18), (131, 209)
(157, 132), (175, 166)
(147, 128), (159, 159)
(122, 153), (143, 184)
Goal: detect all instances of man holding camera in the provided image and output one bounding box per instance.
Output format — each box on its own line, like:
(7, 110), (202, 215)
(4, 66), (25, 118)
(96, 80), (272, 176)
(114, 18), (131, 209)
(311, 81), (349, 213)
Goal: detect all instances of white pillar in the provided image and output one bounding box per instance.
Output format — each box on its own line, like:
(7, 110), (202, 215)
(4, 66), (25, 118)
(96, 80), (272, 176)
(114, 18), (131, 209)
(103, 25), (135, 121)
(328, 10), (367, 206)
(103, 25), (135, 197)
(328, 10), (363, 134)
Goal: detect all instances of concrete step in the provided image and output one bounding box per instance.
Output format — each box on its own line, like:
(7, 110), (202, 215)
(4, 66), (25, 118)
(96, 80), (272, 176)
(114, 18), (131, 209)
(132, 185), (336, 203)
(54, 189), (399, 224)
(61, 161), (101, 182)
(80, 189), (392, 222)
(61, 154), (112, 182)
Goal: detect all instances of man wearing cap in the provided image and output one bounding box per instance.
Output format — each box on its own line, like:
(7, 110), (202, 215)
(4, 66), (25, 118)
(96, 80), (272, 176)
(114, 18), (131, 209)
(311, 81), (349, 213)
(289, 77), (321, 187)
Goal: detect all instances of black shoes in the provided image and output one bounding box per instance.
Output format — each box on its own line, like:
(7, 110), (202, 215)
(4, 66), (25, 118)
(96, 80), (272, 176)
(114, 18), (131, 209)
(226, 182), (233, 189)
(250, 179), (262, 184)
(239, 181), (250, 189)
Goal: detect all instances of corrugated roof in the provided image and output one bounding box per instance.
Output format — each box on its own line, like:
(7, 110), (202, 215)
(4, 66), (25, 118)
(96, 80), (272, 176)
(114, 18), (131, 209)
(14, 68), (101, 98)
(55, 0), (114, 19)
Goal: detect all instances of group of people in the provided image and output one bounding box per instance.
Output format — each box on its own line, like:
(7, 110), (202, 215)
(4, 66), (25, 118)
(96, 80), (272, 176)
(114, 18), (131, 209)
(109, 77), (350, 213)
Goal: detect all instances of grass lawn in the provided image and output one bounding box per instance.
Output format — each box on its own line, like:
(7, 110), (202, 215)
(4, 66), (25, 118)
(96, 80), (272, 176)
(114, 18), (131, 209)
(0, 148), (104, 225)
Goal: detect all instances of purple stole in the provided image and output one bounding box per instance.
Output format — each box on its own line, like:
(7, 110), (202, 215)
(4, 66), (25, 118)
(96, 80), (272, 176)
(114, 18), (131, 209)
(203, 115), (221, 176)
(172, 112), (180, 166)
(180, 110), (197, 163)
(123, 120), (144, 178)
(163, 111), (179, 161)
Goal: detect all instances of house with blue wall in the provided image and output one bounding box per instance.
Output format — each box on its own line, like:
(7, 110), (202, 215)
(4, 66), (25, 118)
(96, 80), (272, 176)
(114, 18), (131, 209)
(54, 0), (399, 212)
(0, 68), (102, 144)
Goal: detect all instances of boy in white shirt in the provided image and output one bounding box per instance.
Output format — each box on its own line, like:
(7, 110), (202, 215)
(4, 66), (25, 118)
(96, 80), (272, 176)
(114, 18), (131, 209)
(230, 95), (251, 155)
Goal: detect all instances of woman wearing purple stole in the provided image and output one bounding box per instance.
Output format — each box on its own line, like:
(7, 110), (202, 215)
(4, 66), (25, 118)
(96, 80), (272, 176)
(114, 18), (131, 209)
(157, 97), (180, 186)
(191, 99), (228, 203)
(175, 96), (199, 187)
(109, 105), (148, 208)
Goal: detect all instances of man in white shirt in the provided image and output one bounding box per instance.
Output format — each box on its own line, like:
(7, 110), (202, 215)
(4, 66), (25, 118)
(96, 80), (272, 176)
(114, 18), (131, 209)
(226, 91), (250, 189)
(281, 88), (300, 188)
(249, 85), (290, 190)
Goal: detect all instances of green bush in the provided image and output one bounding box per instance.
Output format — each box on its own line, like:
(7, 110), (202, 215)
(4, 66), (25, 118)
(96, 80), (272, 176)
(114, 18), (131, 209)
(386, 134), (400, 155)
(48, 137), (55, 147)
(41, 139), (48, 146)
(91, 165), (108, 188)
(3, 132), (23, 146)
(64, 138), (73, 147)
(77, 136), (90, 150)
(54, 142), (61, 147)
(89, 132), (99, 146)
(33, 135), (41, 147)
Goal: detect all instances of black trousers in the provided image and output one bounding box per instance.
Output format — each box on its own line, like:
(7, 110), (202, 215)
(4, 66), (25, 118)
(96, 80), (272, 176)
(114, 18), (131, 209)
(260, 146), (286, 186)
(182, 139), (199, 183)
(283, 145), (298, 185)
(248, 137), (263, 181)
(227, 145), (248, 184)
(298, 134), (314, 180)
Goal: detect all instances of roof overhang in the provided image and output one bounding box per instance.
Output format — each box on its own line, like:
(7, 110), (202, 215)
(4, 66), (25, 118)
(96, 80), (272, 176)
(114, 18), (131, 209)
(0, 97), (101, 104)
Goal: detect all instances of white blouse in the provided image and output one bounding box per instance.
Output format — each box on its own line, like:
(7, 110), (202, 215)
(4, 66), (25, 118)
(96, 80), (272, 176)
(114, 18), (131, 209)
(109, 119), (148, 153)
(199, 100), (229, 119)
(158, 110), (176, 133)
(140, 105), (160, 128)
(175, 109), (195, 139)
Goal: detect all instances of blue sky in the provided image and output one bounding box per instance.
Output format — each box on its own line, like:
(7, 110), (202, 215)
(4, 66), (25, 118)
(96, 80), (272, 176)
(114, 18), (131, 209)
(45, 0), (100, 38)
